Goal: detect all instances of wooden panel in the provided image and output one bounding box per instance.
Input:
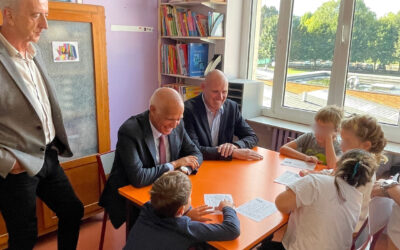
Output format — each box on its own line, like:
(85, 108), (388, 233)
(0, 213), (8, 249)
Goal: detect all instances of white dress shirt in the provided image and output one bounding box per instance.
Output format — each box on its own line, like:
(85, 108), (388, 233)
(202, 95), (224, 147)
(149, 120), (173, 171)
(0, 32), (55, 145)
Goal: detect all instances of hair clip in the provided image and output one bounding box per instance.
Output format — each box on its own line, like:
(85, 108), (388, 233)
(351, 162), (360, 179)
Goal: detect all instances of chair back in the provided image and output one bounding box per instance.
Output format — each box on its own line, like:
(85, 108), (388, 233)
(351, 219), (370, 250)
(368, 197), (394, 249)
(96, 151), (115, 184)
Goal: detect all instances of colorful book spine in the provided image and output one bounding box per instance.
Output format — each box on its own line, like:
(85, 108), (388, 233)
(160, 5), (213, 37)
(188, 43), (209, 77)
(164, 84), (202, 101)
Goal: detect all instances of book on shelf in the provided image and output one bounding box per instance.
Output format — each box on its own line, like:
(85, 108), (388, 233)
(164, 83), (202, 101)
(160, 5), (209, 37)
(162, 42), (211, 77)
(185, 0), (226, 2)
(204, 54), (222, 75)
(161, 43), (189, 76)
(177, 44), (188, 75)
(208, 12), (224, 37)
(188, 43), (209, 77)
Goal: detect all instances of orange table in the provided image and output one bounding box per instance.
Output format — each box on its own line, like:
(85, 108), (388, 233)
(119, 147), (324, 250)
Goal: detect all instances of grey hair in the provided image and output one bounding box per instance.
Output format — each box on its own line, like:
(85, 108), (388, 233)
(0, 0), (19, 10)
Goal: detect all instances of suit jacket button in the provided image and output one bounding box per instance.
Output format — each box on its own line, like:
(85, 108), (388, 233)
(40, 147), (45, 151)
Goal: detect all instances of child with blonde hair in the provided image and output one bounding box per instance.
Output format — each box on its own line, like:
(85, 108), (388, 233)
(124, 171), (240, 249)
(280, 105), (343, 169)
(339, 114), (387, 232)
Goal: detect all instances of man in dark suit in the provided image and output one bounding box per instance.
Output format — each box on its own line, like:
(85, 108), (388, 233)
(184, 70), (263, 161)
(0, 0), (83, 249)
(100, 88), (206, 229)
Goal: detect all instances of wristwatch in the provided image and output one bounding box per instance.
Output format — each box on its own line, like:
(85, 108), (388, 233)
(179, 166), (192, 175)
(380, 177), (400, 198)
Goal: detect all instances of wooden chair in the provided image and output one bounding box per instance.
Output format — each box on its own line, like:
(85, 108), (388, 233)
(351, 219), (371, 250)
(96, 151), (115, 250)
(351, 197), (394, 250)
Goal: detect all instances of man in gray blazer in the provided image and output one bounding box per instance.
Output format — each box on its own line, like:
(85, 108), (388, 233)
(0, 0), (83, 249)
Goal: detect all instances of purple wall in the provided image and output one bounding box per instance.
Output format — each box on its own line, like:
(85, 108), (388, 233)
(82, 0), (159, 149)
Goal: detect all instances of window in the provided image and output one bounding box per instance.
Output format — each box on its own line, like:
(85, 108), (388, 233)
(284, 0), (339, 112)
(250, 0), (281, 107)
(248, 0), (400, 142)
(345, 0), (400, 126)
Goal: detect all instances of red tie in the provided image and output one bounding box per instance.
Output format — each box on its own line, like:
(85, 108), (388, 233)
(159, 135), (167, 164)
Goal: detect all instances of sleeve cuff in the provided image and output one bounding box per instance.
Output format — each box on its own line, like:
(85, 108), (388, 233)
(166, 163), (174, 171)
(0, 154), (17, 178)
(233, 141), (245, 149)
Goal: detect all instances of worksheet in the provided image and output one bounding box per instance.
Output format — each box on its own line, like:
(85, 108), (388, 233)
(274, 171), (302, 186)
(281, 158), (316, 170)
(236, 198), (277, 222)
(204, 194), (233, 208)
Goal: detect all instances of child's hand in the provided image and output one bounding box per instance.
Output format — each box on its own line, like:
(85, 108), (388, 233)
(371, 181), (383, 198)
(305, 155), (321, 164)
(217, 200), (234, 210)
(186, 205), (213, 222)
(324, 131), (337, 145)
(299, 169), (309, 177)
(300, 169), (319, 177)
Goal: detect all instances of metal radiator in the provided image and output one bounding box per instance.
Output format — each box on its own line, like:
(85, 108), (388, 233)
(271, 127), (303, 152)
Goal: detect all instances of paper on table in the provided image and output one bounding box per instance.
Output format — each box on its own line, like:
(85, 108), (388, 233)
(274, 171), (301, 186)
(281, 158), (316, 170)
(204, 194), (233, 208)
(236, 198), (277, 222)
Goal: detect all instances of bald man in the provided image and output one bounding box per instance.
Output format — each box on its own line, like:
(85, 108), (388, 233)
(184, 70), (262, 161)
(99, 88), (203, 229)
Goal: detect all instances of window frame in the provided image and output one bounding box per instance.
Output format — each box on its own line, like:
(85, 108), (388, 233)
(245, 0), (400, 143)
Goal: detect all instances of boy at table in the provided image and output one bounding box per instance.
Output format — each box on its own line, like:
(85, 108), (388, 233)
(123, 171), (240, 250)
(279, 105), (343, 169)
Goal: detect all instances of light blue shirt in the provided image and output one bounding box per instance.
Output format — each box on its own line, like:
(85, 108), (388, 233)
(202, 94), (224, 147)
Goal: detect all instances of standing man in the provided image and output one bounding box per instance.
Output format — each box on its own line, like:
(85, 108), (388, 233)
(184, 69), (263, 161)
(0, 0), (83, 249)
(100, 88), (204, 229)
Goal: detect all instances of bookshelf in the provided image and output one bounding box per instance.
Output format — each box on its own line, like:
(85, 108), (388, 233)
(161, 73), (205, 81)
(158, 0), (228, 97)
(160, 1), (227, 8)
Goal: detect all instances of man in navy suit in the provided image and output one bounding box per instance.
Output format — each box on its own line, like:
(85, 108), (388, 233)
(184, 70), (263, 161)
(100, 88), (205, 228)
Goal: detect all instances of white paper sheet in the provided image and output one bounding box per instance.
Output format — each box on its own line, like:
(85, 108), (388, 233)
(204, 194), (233, 208)
(236, 198), (277, 222)
(281, 158), (316, 170)
(274, 171), (301, 186)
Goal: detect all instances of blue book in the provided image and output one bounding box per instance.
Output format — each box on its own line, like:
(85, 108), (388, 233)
(188, 43), (209, 77)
